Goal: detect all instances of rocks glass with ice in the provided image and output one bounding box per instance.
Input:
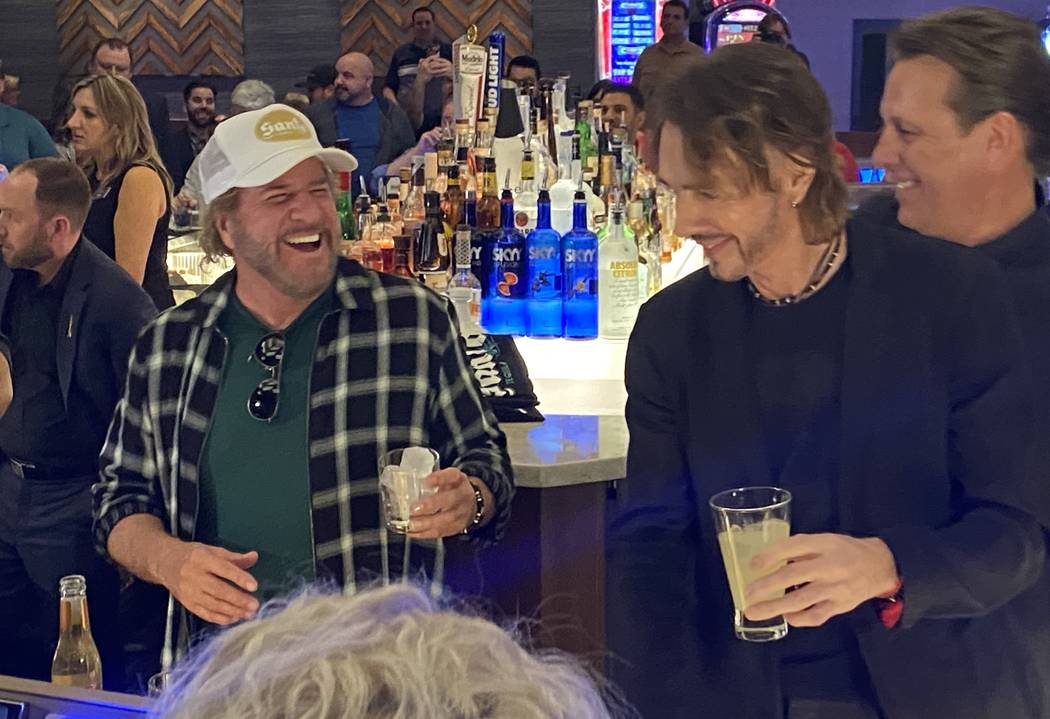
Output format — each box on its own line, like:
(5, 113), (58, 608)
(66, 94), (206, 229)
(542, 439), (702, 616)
(378, 447), (440, 533)
(709, 487), (792, 642)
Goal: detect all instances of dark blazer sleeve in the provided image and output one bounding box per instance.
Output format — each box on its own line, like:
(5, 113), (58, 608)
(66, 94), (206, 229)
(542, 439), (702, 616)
(879, 262), (1046, 626)
(106, 278), (157, 390)
(607, 299), (705, 716)
(304, 100), (337, 148)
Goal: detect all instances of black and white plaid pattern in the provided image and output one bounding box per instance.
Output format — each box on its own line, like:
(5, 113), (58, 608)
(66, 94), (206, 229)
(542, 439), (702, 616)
(93, 258), (514, 605)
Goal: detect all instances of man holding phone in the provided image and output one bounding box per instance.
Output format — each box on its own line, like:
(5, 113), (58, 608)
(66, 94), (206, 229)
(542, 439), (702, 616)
(383, 5), (453, 135)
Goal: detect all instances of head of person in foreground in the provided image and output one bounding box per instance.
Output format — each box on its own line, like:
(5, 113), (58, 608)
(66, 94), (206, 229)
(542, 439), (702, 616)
(152, 583), (636, 719)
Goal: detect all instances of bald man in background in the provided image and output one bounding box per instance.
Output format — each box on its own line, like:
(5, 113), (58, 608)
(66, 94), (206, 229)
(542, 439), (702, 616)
(304, 51), (416, 196)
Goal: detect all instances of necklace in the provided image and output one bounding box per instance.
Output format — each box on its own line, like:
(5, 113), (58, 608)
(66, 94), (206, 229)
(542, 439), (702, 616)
(747, 233), (844, 307)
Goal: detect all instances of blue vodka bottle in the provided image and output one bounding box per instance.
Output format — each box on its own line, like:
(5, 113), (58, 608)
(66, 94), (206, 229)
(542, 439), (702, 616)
(526, 190), (564, 337)
(487, 187), (528, 335)
(562, 190), (599, 339)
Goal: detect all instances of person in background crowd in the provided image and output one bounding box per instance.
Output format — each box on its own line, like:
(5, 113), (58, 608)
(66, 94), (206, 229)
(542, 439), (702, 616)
(162, 80), (217, 196)
(69, 73), (175, 309)
(2, 75), (20, 107)
(176, 79), (276, 207)
(93, 104), (514, 667)
(600, 83), (645, 144)
(295, 64), (336, 105)
(507, 55), (542, 100)
(754, 13), (810, 69)
(384, 5), (453, 135)
(864, 8), (1050, 705)
(375, 96), (454, 181)
(52, 38), (170, 153)
(688, 0), (712, 47)
(631, 0), (703, 101)
(587, 79), (616, 104)
(281, 91), (309, 113)
(0, 94), (57, 169)
(0, 158), (155, 691)
(152, 584), (632, 719)
(305, 52), (415, 196)
(610, 43), (1047, 718)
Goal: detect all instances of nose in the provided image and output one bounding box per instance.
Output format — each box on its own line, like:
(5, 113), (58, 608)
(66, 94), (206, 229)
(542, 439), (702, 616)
(871, 128), (897, 171)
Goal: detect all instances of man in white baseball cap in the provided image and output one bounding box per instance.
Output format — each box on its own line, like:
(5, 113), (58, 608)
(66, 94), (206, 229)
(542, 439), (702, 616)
(92, 103), (514, 667)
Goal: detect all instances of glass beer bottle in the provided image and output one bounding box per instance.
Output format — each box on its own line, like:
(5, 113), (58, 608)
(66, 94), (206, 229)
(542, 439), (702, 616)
(51, 575), (103, 690)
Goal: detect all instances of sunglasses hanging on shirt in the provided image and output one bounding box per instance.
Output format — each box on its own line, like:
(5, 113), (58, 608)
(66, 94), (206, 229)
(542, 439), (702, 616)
(247, 332), (285, 422)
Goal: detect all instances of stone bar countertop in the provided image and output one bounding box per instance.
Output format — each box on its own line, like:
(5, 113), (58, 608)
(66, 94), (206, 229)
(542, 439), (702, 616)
(503, 414), (628, 489)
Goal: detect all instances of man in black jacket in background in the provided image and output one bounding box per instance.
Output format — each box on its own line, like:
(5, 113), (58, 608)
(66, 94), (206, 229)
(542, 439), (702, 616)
(865, 10), (1050, 528)
(609, 43), (1047, 719)
(0, 158), (156, 689)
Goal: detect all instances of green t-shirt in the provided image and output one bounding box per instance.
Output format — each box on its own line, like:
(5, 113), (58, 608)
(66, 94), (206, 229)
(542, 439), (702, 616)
(196, 288), (334, 599)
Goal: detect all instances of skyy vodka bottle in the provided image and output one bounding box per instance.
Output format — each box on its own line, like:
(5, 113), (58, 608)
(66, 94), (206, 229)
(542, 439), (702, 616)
(486, 174), (527, 335)
(562, 189), (599, 339)
(525, 189), (563, 337)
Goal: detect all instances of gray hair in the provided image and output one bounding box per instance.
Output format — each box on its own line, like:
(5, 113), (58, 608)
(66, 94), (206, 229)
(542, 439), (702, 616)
(152, 584), (636, 719)
(230, 79), (275, 112)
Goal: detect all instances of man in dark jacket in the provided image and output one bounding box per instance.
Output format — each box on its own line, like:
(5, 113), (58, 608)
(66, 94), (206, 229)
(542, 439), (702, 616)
(162, 79), (217, 195)
(0, 158), (156, 690)
(304, 51), (416, 197)
(609, 43), (1047, 719)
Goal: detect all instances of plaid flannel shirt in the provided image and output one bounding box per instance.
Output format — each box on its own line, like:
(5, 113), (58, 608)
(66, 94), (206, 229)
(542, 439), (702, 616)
(93, 259), (514, 649)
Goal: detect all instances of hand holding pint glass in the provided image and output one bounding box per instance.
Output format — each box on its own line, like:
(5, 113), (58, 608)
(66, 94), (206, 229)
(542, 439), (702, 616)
(710, 487), (792, 642)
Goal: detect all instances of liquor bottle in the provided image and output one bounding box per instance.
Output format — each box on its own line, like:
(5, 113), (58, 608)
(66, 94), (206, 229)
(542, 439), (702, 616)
(373, 203), (397, 272)
(464, 189), (477, 230)
(598, 201), (640, 340)
(51, 575), (102, 689)
(436, 124), (455, 190)
(398, 167), (412, 205)
(576, 101), (596, 175)
(335, 171), (355, 252)
(525, 189), (563, 338)
(599, 155), (617, 211)
(629, 197), (661, 299)
(392, 235), (414, 278)
(446, 225), (483, 334)
(416, 185), (449, 290)
(515, 149), (538, 231)
(475, 157), (500, 327)
(486, 175), (527, 335)
(403, 159), (426, 234)
(563, 190), (599, 340)
(442, 165), (465, 234)
(541, 82), (559, 169)
(352, 214), (385, 271)
(355, 178), (374, 239)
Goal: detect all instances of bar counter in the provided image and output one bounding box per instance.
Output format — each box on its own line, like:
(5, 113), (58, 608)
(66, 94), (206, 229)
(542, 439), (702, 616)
(451, 338), (631, 671)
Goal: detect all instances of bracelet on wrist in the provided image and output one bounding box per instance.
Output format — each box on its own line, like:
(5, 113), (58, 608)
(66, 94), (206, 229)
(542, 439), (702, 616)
(461, 480), (484, 535)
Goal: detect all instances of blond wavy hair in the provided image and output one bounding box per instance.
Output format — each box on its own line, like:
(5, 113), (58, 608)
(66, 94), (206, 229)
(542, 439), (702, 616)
(152, 583), (637, 719)
(70, 73), (173, 198)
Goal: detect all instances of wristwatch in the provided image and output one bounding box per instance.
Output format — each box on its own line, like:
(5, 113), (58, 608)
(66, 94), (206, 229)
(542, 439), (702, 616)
(462, 480), (485, 535)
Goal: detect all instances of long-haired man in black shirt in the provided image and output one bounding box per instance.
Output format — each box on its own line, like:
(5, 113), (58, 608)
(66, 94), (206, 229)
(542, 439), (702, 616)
(609, 42), (1048, 719)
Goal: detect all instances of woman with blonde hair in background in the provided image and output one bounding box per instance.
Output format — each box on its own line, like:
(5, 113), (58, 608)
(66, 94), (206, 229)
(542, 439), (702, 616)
(68, 72), (174, 309)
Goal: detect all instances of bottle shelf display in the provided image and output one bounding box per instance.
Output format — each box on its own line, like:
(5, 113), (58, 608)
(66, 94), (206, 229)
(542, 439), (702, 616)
(333, 24), (695, 340)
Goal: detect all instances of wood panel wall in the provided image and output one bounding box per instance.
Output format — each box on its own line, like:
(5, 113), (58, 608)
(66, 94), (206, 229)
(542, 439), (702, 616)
(55, 0), (245, 76)
(339, 0), (533, 86)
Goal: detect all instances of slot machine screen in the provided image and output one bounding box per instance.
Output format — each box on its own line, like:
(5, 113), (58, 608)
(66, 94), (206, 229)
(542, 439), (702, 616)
(715, 8), (768, 46)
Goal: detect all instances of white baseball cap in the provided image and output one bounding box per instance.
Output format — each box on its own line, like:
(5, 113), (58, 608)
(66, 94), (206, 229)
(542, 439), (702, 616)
(197, 103), (357, 205)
